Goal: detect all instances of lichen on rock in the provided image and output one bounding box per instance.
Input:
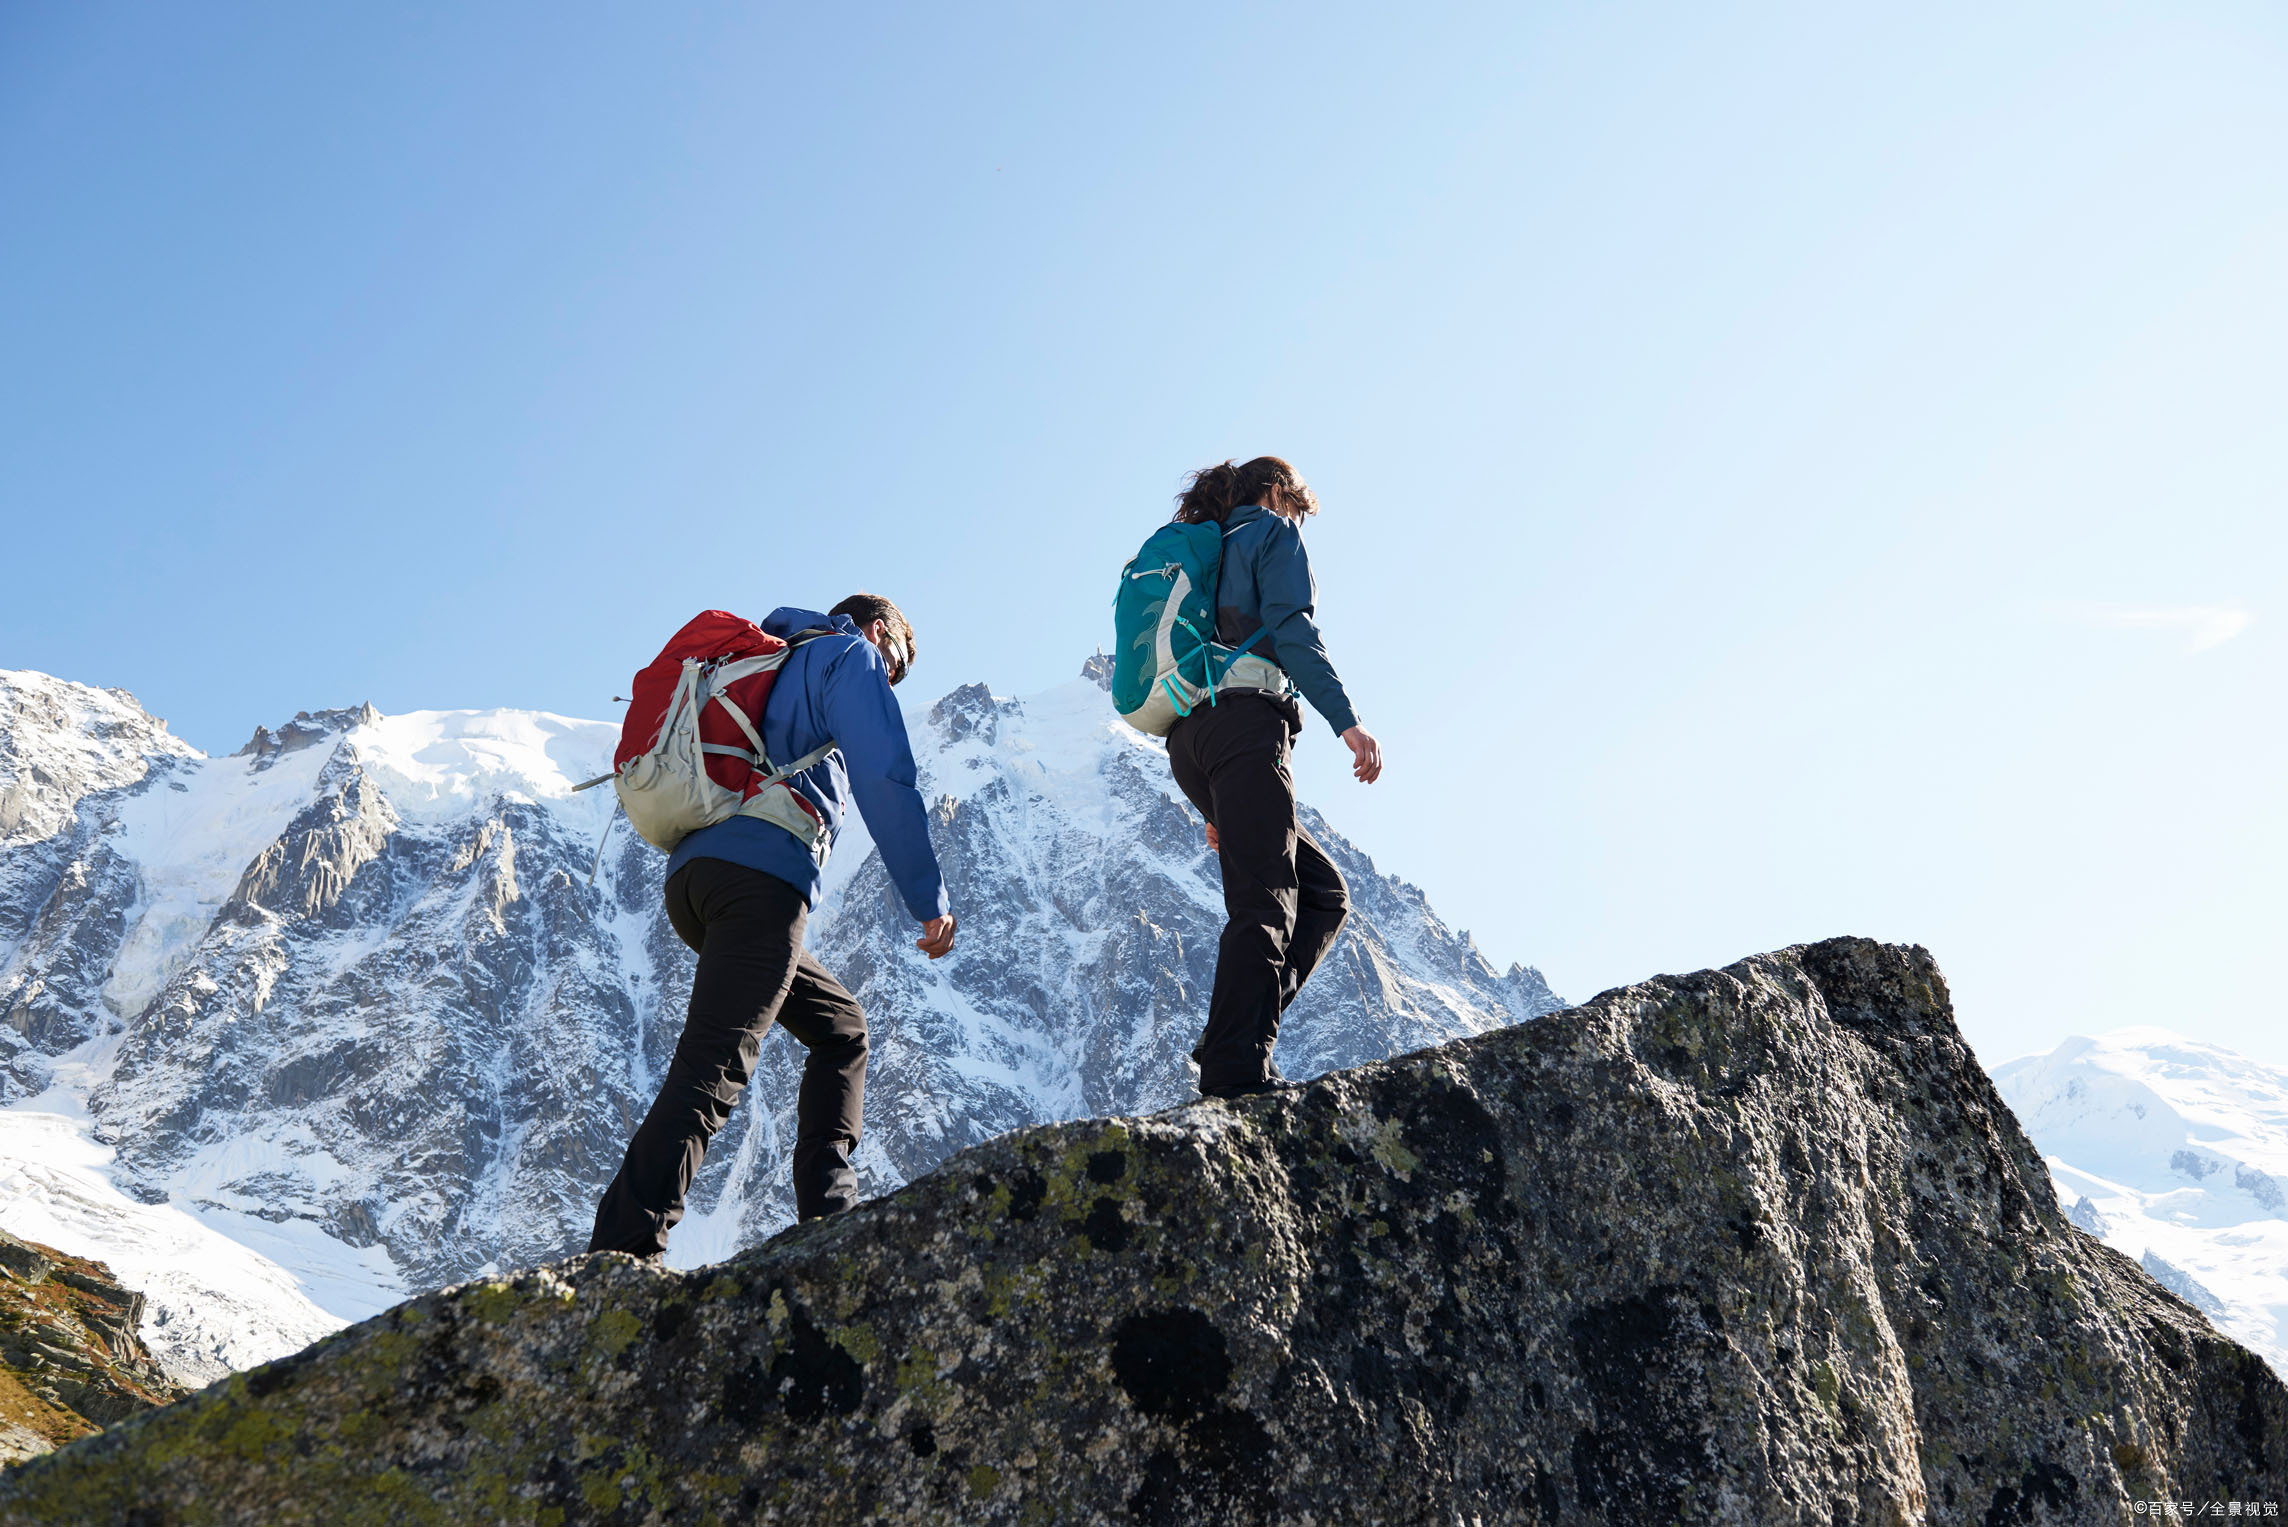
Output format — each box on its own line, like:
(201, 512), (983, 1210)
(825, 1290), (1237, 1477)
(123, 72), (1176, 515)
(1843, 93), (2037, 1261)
(3, 938), (2282, 1523)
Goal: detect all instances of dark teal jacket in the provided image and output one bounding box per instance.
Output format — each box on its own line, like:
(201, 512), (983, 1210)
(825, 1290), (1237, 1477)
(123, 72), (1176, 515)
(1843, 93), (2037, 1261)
(1214, 503), (1361, 736)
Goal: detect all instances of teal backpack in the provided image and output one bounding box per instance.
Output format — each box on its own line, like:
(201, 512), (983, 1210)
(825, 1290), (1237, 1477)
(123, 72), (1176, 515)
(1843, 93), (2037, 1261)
(1110, 521), (1281, 735)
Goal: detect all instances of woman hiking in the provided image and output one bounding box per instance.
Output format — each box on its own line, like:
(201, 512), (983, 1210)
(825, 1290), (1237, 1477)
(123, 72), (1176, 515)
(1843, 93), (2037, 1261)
(1164, 456), (1384, 1099)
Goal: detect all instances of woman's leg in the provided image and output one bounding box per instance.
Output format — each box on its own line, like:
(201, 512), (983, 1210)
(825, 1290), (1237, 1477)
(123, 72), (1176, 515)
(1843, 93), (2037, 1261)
(1168, 697), (1306, 1091)
(1279, 828), (1350, 1012)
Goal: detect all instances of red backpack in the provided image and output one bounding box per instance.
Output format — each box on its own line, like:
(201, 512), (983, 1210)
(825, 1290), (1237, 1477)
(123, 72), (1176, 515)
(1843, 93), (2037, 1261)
(575, 611), (838, 854)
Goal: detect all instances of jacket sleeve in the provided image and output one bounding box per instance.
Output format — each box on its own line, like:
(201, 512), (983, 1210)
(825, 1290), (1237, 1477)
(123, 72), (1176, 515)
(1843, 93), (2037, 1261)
(1256, 519), (1362, 735)
(818, 641), (951, 923)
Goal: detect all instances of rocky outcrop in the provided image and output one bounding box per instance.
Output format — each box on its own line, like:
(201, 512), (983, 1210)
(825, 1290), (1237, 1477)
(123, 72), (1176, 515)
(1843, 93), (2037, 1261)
(0, 1228), (185, 1466)
(5, 939), (2282, 1523)
(219, 752), (399, 926)
(232, 706), (381, 766)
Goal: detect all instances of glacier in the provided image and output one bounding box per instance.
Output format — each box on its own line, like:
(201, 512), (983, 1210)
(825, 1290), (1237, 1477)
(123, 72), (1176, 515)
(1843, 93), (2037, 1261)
(1992, 1028), (2288, 1379)
(0, 663), (1562, 1382)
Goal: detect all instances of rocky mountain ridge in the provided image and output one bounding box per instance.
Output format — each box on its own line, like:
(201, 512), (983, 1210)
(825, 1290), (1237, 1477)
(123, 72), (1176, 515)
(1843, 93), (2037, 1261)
(3, 938), (2280, 1524)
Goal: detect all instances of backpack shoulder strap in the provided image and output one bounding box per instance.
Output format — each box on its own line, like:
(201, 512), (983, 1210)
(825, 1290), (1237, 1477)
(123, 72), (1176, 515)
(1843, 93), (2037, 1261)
(711, 630), (842, 771)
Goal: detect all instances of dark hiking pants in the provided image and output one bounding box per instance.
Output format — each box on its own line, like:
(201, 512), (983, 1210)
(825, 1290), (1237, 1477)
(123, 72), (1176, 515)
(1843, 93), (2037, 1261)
(1166, 692), (1350, 1091)
(587, 857), (868, 1257)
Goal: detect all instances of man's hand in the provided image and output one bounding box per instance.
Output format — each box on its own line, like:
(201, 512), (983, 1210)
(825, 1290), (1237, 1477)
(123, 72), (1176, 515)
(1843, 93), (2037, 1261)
(1341, 725), (1384, 784)
(916, 915), (957, 960)
(1204, 821), (1220, 853)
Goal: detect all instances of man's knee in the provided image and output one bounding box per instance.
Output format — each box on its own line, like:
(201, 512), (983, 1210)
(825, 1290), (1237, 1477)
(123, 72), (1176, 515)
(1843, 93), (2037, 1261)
(660, 1045), (749, 1117)
(801, 1011), (865, 1060)
(1224, 904), (1298, 957)
(666, 1035), (757, 1104)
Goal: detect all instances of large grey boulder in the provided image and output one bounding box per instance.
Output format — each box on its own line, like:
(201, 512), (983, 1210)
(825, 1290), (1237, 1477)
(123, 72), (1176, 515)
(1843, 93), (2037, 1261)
(4, 938), (2282, 1523)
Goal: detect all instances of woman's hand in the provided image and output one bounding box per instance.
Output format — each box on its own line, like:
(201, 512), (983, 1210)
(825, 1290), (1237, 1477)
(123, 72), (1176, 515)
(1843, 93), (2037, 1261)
(1341, 726), (1384, 784)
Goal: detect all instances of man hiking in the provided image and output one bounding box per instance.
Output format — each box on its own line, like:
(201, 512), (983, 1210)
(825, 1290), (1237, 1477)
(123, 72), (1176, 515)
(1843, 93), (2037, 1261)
(587, 594), (956, 1260)
(1162, 456), (1383, 1099)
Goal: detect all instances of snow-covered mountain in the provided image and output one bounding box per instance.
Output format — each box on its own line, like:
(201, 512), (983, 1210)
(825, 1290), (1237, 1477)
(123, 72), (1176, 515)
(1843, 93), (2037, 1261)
(1992, 1029), (2288, 1379)
(0, 663), (1561, 1380)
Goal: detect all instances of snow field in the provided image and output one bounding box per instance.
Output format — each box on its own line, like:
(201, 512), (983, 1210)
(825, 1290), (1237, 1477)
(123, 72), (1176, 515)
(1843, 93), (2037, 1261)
(103, 742), (339, 1019)
(0, 1097), (395, 1386)
(347, 707), (619, 829)
(1994, 1029), (2288, 1379)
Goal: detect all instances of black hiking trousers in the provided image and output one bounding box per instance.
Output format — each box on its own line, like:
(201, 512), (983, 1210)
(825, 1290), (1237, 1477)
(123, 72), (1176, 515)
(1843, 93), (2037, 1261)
(1166, 692), (1350, 1092)
(587, 857), (867, 1258)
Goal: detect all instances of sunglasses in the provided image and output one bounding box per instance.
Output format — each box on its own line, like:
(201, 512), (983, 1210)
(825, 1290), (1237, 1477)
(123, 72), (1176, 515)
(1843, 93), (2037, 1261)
(881, 631), (910, 686)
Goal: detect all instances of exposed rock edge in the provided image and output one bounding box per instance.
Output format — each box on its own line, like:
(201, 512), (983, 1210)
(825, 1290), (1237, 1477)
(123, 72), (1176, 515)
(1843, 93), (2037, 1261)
(0, 1229), (187, 1465)
(3, 937), (2282, 1524)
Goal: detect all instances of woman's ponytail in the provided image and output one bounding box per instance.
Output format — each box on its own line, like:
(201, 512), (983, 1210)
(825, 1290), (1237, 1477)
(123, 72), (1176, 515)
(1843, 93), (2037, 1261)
(1173, 460), (1240, 524)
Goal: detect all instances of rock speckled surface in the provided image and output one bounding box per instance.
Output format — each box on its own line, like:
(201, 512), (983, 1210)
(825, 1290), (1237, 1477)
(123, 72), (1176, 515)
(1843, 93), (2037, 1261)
(3, 938), (2282, 1523)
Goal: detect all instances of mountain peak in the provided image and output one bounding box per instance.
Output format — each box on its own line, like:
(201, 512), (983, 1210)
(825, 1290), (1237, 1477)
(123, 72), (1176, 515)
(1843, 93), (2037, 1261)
(925, 681), (1015, 746)
(232, 704), (381, 764)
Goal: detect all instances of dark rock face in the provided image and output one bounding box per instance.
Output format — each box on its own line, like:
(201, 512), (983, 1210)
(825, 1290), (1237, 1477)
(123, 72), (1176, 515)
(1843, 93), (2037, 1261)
(0, 1228), (186, 1465)
(6, 939), (2282, 1523)
(232, 706), (381, 765)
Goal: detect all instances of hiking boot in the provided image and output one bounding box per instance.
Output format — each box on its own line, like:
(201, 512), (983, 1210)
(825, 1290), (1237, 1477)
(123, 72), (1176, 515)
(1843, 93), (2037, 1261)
(1198, 1076), (1298, 1101)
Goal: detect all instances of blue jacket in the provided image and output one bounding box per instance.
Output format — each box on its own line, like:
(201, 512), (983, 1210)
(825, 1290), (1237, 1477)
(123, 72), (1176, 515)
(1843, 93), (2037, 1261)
(1214, 503), (1361, 735)
(665, 608), (950, 923)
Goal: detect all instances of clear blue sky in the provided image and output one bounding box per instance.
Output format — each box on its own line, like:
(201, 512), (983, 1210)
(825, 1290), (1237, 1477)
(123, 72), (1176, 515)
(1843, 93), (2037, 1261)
(4, 4), (2283, 1067)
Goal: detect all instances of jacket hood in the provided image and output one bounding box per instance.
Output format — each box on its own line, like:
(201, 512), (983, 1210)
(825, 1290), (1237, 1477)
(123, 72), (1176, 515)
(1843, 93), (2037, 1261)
(762, 607), (858, 639)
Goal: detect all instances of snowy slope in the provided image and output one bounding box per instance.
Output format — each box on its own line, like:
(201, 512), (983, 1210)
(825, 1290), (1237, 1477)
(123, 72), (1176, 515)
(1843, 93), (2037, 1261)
(0, 1086), (395, 1384)
(1992, 1029), (2288, 1379)
(0, 662), (1563, 1371)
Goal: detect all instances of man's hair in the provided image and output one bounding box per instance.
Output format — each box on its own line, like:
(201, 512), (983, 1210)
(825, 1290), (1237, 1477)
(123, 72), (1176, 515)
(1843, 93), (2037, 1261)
(1173, 456), (1318, 525)
(829, 592), (917, 671)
